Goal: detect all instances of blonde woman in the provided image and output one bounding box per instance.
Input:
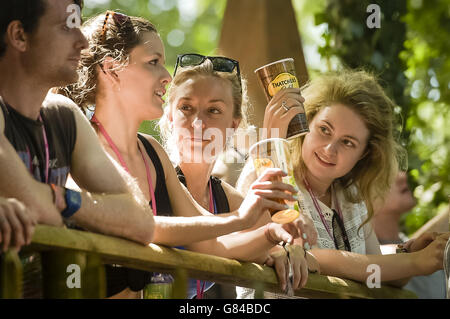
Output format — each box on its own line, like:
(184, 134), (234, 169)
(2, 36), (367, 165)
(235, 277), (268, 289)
(159, 54), (319, 298)
(237, 70), (449, 289)
(60, 12), (316, 298)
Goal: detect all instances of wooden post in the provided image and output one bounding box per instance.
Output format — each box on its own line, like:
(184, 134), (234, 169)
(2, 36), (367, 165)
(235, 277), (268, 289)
(171, 267), (188, 299)
(0, 250), (23, 298)
(41, 250), (86, 299)
(82, 253), (106, 299)
(218, 0), (309, 128)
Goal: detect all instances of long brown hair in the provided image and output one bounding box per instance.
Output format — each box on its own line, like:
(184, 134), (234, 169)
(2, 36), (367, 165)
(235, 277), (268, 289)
(292, 70), (405, 229)
(58, 11), (157, 111)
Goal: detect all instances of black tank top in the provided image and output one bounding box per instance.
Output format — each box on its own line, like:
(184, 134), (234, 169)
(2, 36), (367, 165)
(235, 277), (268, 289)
(105, 134), (173, 296)
(175, 166), (230, 214)
(1, 98), (76, 299)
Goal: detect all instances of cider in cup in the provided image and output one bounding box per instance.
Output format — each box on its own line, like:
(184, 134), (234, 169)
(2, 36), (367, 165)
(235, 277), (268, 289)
(249, 138), (307, 224)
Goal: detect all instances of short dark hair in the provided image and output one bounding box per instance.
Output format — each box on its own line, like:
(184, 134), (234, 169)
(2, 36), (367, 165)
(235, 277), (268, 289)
(0, 0), (84, 57)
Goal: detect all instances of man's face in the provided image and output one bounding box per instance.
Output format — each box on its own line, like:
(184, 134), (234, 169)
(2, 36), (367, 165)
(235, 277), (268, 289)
(21, 0), (88, 86)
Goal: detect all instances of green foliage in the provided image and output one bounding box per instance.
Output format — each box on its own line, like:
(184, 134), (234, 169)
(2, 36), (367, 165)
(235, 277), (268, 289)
(82, 0), (226, 141)
(400, 0), (450, 234)
(318, 0), (449, 235)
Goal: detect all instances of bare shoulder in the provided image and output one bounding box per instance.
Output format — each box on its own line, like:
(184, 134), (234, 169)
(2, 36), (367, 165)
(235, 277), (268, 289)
(218, 178), (244, 211)
(139, 133), (174, 174)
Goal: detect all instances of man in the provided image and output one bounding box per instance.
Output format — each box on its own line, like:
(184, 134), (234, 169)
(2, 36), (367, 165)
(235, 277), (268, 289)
(0, 0), (157, 298)
(373, 172), (447, 299)
(0, 0), (155, 244)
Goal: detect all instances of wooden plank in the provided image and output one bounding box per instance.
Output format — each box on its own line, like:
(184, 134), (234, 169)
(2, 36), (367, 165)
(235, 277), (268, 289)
(0, 250), (23, 298)
(24, 225), (416, 299)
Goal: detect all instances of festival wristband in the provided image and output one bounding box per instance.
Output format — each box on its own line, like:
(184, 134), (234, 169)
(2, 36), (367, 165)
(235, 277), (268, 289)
(61, 188), (82, 219)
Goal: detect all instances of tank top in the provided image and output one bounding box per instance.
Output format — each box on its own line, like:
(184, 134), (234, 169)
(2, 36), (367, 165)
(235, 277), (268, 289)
(175, 166), (230, 298)
(105, 134), (174, 296)
(1, 98), (76, 299)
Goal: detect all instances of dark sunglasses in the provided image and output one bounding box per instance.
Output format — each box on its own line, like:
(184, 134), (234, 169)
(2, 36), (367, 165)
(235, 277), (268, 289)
(332, 209), (351, 252)
(100, 11), (130, 42)
(174, 54), (242, 92)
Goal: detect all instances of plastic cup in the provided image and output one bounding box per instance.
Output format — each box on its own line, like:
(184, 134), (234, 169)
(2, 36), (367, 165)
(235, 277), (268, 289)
(248, 138), (305, 224)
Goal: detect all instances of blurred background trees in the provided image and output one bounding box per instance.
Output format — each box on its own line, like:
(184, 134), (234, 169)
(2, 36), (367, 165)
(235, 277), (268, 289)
(82, 0), (449, 235)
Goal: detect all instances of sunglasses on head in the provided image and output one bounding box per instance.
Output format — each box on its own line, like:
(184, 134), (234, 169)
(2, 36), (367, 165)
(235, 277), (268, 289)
(174, 54), (242, 92)
(100, 11), (130, 42)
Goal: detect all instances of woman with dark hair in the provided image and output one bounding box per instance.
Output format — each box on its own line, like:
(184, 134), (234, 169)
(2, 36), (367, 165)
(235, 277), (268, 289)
(60, 11), (316, 298)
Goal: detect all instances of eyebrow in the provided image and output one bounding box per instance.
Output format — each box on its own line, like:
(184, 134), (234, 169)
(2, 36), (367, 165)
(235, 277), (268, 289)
(323, 120), (361, 144)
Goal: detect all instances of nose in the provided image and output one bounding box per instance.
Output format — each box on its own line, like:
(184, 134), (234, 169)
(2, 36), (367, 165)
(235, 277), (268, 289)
(75, 28), (89, 50)
(161, 67), (172, 87)
(324, 142), (337, 157)
(192, 117), (205, 130)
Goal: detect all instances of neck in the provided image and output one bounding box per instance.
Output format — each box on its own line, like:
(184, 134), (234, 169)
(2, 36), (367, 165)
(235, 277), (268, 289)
(179, 161), (214, 209)
(94, 96), (143, 155)
(0, 62), (51, 119)
(303, 170), (332, 198)
(372, 211), (402, 243)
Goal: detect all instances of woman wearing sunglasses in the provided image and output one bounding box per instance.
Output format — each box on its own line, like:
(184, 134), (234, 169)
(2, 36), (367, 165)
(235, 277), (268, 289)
(60, 12), (316, 298)
(158, 53), (320, 298)
(237, 70), (450, 291)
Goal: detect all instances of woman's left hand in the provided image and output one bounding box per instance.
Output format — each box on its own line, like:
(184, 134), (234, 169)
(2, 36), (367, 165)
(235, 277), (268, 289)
(263, 88), (305, 139)
(265, 244), (308, 292)
(402, 232), (444, 252)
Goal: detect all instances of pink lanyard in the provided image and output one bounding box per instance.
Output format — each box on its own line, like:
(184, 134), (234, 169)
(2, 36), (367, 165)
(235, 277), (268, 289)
(26, 115), (49, 183)
(303, 178), (343, 242)
(196, 181), (214, 299)
(91, 115), (157, 215)
(0, 96), (49, 182)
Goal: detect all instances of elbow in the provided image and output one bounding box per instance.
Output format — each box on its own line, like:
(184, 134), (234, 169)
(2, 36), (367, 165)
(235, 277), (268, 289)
(138, 215), (155, 245)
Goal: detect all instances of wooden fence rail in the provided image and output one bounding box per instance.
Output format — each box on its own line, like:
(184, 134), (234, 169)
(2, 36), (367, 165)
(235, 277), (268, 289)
(0, 225), (417, 299)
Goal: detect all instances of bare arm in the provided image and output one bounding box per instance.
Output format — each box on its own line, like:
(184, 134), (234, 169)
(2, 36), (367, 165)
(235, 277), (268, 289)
(146, 136), (294, 246)
(55, 95), (154, 245)
(309, 233), (450, 288)
(0, 108), (62, 226)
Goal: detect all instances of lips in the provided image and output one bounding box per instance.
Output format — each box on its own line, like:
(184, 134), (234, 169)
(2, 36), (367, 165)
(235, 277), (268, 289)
(68, 56), (81, 63)
(314, 152), (336, 167)
(155, 88), (166, 102)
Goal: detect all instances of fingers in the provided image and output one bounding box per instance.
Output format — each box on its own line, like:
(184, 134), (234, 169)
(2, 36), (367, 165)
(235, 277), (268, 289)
(252, 179), (298, 195)
(260, 198), (290, 212)
(253, 189), (296, 203)
(11, 199), (36, 246)
(0, 210), (12, 253)
(270, 223), (296, 244)
(0, 198), (34, 252)
(290, 214), (318, 247)
(273, 255), (287, 291)
(255, 168), (287, 183)
(270, 89), (305, 106)
(4, 205), (25, 252)
(287, 245), (308, 290)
